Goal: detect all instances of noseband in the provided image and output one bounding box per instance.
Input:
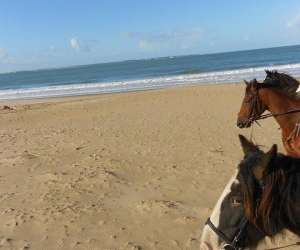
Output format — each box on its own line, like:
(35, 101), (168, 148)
(206, 216), (300, 250)
(205, 217), (248, 250)
(246, 86), (265, 124)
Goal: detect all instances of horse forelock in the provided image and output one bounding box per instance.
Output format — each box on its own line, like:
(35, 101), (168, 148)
(239, 154), (261, 227)
(257, 168), (287, 235)
(241, 153), (300, 236)
(259, 156), (300, 235)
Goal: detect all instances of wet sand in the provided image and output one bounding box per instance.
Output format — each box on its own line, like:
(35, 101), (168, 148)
(0, 84), (298, 249)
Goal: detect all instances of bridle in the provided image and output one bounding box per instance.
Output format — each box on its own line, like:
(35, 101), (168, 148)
(204, 178), (300, 250)
(246, 85), (266, 125)
(206, 214), (300, 250)
(245, 85), (300, 130)
(205, 217), (248, 250)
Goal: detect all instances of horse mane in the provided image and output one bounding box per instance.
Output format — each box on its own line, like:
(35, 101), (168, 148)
(263, 70), (300, 100)
(241, 153), (300, 236)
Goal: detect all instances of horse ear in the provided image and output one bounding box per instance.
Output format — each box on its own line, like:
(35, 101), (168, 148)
(253, 144), (277, 180)
(239, 134), (259, 155)
(244, 80), (249, 85)
(265, 70), (271, 77)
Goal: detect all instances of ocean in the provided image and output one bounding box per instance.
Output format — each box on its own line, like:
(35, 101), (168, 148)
(1, 45), (300, 100)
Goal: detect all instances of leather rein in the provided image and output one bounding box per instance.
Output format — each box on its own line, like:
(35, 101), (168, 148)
(250, 109), (300, 123)
(246, 89), (300, 142)
(246, 86), (300, 124)
(205, 217), (300, 250)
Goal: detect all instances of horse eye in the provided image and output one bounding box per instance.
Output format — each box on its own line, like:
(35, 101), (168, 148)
(231, 197), (242, 207)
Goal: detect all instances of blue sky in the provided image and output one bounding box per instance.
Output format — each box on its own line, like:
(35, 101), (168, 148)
(0, 0), (300, 73)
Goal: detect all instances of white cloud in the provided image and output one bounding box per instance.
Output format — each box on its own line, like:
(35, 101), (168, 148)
(0, 49), (19, 65)
(70, 38), (80, 51)
(138, 40), (154, 51)
(69, 38), (97, 52)
(209, 41), (215, 47)
(124, 28), (203, 52)
(0, 48), (8, 60)
(287, 14), (300, 28)
(243, 35), (250, 41)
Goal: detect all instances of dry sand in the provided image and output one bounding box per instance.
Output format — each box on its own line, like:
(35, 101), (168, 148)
(0, 84), (298, 249)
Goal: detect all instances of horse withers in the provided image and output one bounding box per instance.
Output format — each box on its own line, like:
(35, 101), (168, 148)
(200, 135), (300, 250)
(237, 71), (300, 157)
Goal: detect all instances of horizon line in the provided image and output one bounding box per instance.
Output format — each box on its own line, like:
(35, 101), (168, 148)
(1, 43), (300, 75)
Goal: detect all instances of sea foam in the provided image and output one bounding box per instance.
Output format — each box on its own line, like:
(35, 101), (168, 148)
(1, 63), (300, 100)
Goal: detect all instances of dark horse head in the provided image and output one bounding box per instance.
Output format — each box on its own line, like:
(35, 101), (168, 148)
(236, 70), (300, 128)
(200, 135), (300, 250)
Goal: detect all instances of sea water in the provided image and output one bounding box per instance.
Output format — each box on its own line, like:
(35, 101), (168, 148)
(1, 45), (300, 100)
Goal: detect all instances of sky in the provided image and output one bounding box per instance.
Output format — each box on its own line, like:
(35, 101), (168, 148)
(0, 0), (300, 73)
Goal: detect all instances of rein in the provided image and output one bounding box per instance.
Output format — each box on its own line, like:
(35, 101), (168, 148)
(246, 89), (300, 143)
(246, 84), (300, 124)
(248, 106), (300, 144)
(251, 109), (300, 122)
(205, 217), (248, 250)
(206, 216), (300, 250)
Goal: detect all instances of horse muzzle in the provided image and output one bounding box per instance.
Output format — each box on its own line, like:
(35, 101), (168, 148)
(237, 119), (252, 128)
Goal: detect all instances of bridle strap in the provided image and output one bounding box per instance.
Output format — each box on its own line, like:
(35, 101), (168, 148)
(205, 217), (249, 249)
(205, 218), (232, 244)
(249, 108), (300, 144)
(252, 109), (300, 122)
(231, 217), (248, 246)
(205, 218), (300, 250)
(205, 217), (299, 250)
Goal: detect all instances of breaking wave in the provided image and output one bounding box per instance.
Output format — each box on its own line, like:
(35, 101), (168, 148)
(1, 62), (300, 100)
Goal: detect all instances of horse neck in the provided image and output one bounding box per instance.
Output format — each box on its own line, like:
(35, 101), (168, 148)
(259, 88), (300, 133)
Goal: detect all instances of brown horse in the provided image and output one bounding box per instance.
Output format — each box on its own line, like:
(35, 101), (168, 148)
(237, 71), (300, 157)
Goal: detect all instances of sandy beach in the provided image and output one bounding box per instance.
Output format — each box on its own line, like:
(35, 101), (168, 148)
(0, 84), (298, 250)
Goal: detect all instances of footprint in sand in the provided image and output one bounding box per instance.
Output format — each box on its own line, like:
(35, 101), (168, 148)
(136, 199), (184, 214)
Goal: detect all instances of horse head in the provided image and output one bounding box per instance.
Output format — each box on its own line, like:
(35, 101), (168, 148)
(237, 79), (267, 128)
